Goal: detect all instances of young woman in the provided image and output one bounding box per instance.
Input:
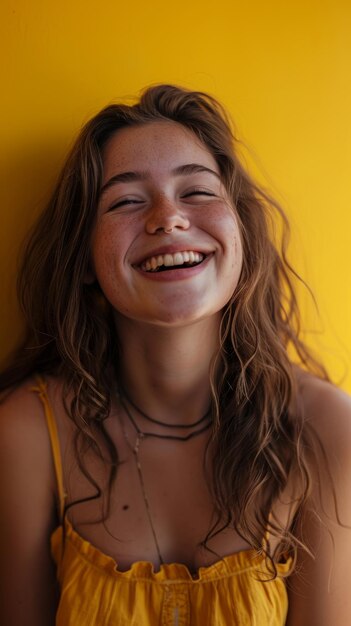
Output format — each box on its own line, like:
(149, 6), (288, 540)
(1, 85), (351, 626)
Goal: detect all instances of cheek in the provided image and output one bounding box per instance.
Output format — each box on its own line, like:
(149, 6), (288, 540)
(226, 210), (243, 265)
(233, 231), (243, 271)
(91, 220), (128, 274)
(90, 231), (109, 278)
(90, 236), (120, 297)
(207, 207), (243, 263)
(217, 212), (244, 286)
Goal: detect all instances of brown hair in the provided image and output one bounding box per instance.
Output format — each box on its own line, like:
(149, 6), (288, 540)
(0, 84), (328, 575)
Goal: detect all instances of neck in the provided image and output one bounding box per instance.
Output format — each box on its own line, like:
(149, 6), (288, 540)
(114, 314), (221, 426)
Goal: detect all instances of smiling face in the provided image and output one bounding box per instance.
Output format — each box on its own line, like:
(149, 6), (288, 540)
(91, 121), (243, 328)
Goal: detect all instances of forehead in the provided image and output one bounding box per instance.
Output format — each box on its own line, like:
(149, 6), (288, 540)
(101, 121), (219, 179)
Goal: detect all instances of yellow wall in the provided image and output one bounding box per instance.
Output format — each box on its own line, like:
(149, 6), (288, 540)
(1, 0), (350, 391)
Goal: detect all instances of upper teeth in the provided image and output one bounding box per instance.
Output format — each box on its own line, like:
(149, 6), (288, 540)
(140, 251), (205, 272)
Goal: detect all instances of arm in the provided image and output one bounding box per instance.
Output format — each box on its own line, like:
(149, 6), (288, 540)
(286, 379), (351, 626)
(0, 384), (58, 626)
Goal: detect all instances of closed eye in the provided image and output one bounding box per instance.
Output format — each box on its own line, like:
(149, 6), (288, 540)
(108, 190), (216, 211)
(108, 198), (144, 211)
(182, 190), (216, 198)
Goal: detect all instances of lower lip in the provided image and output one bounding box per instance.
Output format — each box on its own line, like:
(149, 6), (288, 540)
(134, 254), (213, 282)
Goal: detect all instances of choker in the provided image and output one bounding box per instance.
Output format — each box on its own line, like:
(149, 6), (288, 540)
(120, 393), (212, 441)
(121, 387), (212, 430)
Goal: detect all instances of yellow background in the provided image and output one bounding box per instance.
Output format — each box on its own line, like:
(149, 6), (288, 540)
(1, 0), (350, 391)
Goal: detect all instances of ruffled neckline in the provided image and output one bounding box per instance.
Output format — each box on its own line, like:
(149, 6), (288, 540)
(51, 519), (293, 583)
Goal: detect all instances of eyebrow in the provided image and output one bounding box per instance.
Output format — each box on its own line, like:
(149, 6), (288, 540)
(99, 163), (221, 198)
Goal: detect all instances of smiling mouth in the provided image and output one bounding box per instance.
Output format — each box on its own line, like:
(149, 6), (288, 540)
(139, 251), (206, 273)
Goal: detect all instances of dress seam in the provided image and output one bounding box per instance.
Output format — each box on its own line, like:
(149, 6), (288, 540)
(62, 532), (273, 584)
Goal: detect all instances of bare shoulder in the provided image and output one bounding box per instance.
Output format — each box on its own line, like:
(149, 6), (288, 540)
(0, 376), (61, 516)
(298, 371), (351, 453)
(0, 379), (59, 625)
(297, 372), (351, 511)
(295, 371), (351, 522)
(0, 376), (48, 421)
(285, 373), (351, 625)
(0, 378), (55, 476)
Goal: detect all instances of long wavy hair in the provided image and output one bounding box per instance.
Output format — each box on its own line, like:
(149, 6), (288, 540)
(0, 84), (328, 575)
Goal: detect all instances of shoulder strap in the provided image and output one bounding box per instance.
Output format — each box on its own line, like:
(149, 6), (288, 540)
(30, 376), (66, 522)
(262, 511), (273, 551)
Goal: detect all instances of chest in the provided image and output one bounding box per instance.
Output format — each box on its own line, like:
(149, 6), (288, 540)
(63, 421), (295, 574)
(66, 433), (247, 569)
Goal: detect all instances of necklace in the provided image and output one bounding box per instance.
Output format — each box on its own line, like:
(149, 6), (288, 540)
(121, 424), (165, 565)
(122, 388), (211, 429)
(120, 394), (212, 441)
(119, 395), (213, 567)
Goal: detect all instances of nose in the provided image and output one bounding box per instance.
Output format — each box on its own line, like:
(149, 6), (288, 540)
(145, 194), (190, 234)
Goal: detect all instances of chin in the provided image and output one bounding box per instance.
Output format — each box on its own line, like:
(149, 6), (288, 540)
(142, 307), (223, 328)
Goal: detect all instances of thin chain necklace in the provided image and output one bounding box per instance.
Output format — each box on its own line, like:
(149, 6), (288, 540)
(119, 395), (212, 567)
